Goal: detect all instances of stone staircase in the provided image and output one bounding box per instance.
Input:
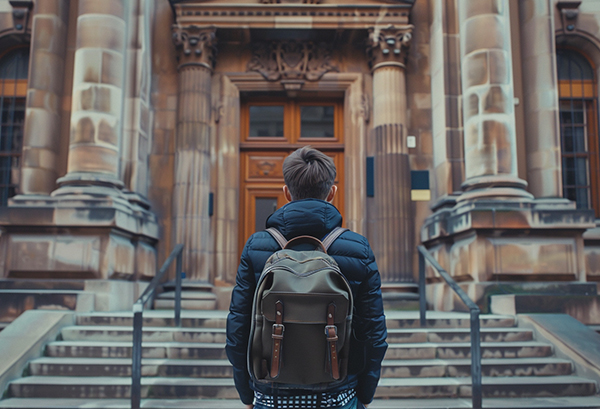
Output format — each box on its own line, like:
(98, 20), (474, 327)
(1, 310), (600, 408)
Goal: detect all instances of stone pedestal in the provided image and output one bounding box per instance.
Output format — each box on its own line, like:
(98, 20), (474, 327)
(0, 191), (158, 279)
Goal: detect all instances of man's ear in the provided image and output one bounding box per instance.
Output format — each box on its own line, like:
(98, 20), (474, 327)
(283, 185), (293, 202)
(326, 185), (338, 203)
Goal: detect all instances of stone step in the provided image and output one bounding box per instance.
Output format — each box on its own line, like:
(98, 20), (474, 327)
(380, 358), (573, 378)
(74, 310), (515, 329)
(0, 322), (9, 332)
(385, 342), (553, 360)
(29, 357), (573, 379)
(0, 279), (86, 291)
(60, 326), (226, 343)
(46, 340), (552, 360)
(8, 376), (597, 399)
(8, 376), (239, 399)
(386, 327), (533, 343)
(0, 290), (94, 322)
(60, 325), (531, 344)
(45, 341), (228, 359)
(2, 397), (600, 409)
(373, 376), (598, 399)
(589, 325), (600, 335)
(153, 291), (217, 310)
(29, 358), (233, 378)
(75, 310), (228, 328)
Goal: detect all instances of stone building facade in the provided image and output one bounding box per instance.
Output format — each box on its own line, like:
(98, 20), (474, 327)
(0, 0), (599, 313)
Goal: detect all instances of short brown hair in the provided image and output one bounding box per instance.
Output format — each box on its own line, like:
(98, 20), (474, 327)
(283, 146), (336, 201)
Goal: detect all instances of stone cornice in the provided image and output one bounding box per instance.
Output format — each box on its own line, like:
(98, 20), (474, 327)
(172, 4), (411, 29)
(367, 25), (413, 69)
(172, 25), (217, 69)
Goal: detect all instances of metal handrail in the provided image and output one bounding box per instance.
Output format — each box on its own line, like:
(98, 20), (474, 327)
(131, 243), (184, 409)
(417, 245), (482, 409)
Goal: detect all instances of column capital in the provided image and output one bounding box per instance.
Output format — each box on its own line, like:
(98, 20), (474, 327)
(367, 25), (413, 71)
(172, 25), (217, 70)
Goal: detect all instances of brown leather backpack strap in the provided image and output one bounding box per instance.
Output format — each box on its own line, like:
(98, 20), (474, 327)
(325, 302), (340, 380)
(266, 228), (288, 249)
(322, 227), (348, 252)
(270, 300), (285, 378)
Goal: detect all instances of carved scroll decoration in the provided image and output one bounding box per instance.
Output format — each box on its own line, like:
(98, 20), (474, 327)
(367, 25), (412, 69)
(172, 26), (218, 69)
(248, 41), (338, 82)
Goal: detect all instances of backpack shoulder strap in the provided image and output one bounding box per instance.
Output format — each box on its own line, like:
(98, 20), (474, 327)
(266, 227), (288, 249)
(322, 227), (348, 251)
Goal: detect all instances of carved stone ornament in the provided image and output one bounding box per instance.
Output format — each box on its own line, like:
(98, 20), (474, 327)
(260, 0), (321, 3)
(556, 1), (581, 32)
(248, 41), (338, 82)
(172, 26), (217, 69)
(367, 26), (412, 69)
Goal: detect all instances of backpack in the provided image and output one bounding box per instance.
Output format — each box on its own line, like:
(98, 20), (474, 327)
(248, 227), (353, 389)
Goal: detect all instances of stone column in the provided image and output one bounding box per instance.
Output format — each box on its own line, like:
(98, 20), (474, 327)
(457, 1), (531, 200)
(172, 26), (216, 282)
(519, 0), (562, 198)
(56, 0), (126, 190)
(20, 0), (69, 195)
(368, 26), (414, 282)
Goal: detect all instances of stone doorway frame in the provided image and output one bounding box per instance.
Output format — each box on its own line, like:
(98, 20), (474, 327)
(211, 71), (369, 284)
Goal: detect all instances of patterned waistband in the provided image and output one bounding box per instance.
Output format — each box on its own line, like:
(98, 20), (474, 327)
(254, 389), (356, 409)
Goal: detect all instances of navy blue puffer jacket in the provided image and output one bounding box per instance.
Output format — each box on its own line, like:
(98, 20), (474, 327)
(226, 199), (388, 405)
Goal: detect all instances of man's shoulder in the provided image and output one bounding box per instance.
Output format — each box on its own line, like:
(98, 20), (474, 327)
(329, 229), (374, 260)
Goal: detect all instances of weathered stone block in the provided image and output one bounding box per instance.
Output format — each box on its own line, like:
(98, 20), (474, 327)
(19, 167), (57, 195)
(465, 51), (488, 87)
(484, 86), (507, 114)
(76, 15), (125, 52)
(488, 50), (509, 85)
(463, 15), (504, 55)
(67, 144), (119, 174)
(79, 0), (124, 19)
(466, 93), (479, 121)
(71, 117), (95, 143)
(29, 50), (64, 94)
(101, 50), (124, 87)
(25, 109), (61, 147)
(31, 15), (65, 55)
(26, 89), (61, 114)
(464, 0), (503, 20)
(73, 48), (101, 84)
(97, 118), (118, 145)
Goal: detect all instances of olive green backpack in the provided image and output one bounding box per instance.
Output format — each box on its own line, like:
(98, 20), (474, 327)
(248, 227), (353, 389)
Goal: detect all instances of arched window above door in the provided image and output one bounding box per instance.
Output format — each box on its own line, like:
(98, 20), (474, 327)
(556, 48), (600, 216)
(0, 46), (29, 206)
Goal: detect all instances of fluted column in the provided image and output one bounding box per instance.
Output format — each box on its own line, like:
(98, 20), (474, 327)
(519, 0), (562, 198)
(56, 0), (126, 190)
(458, 1), (532, 200)
(368, 26), (414, 282)
(20, 0), (69, 195)
(172, 26), (216, 282)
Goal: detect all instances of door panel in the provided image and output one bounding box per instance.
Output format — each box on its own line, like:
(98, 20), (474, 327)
(239, 98), (345, 257)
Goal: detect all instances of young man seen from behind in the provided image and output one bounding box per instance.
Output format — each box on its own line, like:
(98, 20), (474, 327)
(226, 146), (388, 409)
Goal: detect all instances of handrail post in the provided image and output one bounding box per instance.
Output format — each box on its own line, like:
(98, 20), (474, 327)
(175, 251), (182, 327)
(470, 308), (482, 409)
(131, 302), (143, 409)
(418, 249), (426, 327)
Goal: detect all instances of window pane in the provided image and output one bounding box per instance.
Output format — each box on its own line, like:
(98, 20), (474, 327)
(249, 106), (284, 137)
(255, 197), (278, 231)
(557, 49), (594, 80)
(0, 48), (29, 80)
(300, 105), (334, 138)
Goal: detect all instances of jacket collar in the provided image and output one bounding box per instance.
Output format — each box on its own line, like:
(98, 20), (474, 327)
(265, 199), (343, 240)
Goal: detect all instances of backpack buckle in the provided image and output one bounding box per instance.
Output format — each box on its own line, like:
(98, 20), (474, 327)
(325, 325), (338, 341)
(272, 323), (285, 340)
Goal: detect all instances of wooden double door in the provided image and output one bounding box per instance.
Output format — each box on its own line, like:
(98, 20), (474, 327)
(239, 98), (345, 253)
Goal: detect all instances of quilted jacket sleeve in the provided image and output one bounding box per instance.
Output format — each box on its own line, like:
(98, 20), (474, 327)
(354, 246), (388, 404)
(225, 240), (255, 405)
